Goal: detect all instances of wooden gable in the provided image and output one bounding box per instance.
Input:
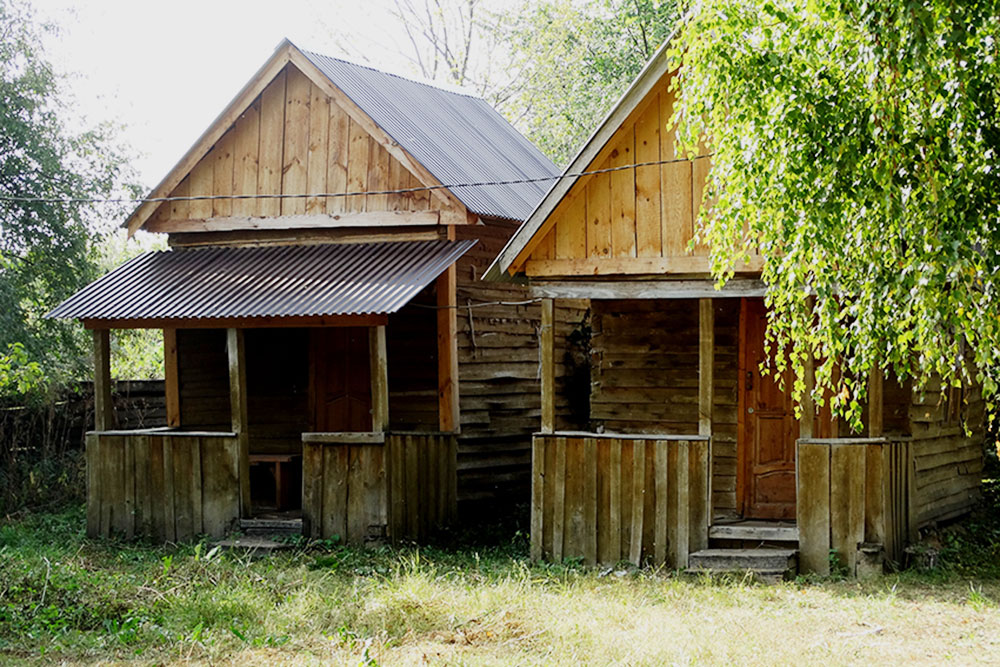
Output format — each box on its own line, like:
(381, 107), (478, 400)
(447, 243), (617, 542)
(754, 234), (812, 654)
(506, 68), (761, 278)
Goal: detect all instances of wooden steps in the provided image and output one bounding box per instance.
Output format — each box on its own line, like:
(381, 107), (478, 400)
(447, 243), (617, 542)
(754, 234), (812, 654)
(214, 535), (292, 554)
(239, 518), (302, 538)
(709, 521), (798, 544)
(687, 548), (798, 582)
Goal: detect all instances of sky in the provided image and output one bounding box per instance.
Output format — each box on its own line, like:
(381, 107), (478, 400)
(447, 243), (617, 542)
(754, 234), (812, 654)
(34, 0), (515, 191)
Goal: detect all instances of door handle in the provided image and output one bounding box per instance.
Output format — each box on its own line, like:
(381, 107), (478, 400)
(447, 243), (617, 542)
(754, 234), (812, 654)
(747, 407), (754, 414)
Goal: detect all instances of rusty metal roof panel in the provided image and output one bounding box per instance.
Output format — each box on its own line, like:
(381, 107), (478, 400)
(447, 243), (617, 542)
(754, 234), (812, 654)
(47, 240), (476, 322)
(301, 49), (559, 222)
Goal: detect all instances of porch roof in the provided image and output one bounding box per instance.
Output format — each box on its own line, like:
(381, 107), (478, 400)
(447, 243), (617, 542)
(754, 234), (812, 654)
(47, 240), (475, 325)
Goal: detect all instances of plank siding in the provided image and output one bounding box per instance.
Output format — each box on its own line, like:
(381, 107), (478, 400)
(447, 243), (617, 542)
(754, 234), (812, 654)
(589, 299), (739, 520)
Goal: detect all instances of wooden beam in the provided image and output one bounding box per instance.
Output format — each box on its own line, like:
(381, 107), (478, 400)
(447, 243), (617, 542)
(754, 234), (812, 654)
(370, 325), (389, 432)
(524, 255), (764, 278)
(800, 354), (816, 440)
(869, 365), (884, 437)
(145, 211), (441, 234)
(84, 313), (388, 331)
(540, 298), (555, 434)
(92, 329), (114, 431)
(163, 328), (180, 427)
(529, 279), (766, 301)
(226, 328), (250, 517)
(698, 300), (714, 438)
(436, 258), (460, 432)
(127, 42), (297, 236)
(168, 227), (444, 248)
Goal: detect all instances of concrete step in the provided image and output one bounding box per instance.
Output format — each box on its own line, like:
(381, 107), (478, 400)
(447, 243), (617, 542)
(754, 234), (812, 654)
(687, 548), (798, 582)
(709, 522), (799, 543)
(240, 518), (302, 537)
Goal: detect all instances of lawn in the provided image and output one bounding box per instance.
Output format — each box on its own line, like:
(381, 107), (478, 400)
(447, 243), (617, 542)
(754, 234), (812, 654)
(2, 500), (1000, 666)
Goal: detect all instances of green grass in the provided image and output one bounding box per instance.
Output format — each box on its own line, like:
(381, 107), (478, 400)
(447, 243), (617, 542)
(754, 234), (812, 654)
(2, 499), (1000, 665)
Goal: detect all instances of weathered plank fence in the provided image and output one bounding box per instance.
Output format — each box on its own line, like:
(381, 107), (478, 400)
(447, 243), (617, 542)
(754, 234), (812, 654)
(86, 430), (240, 541)
(302, 431), (457, 544)
(797, 438), (912, 576)
(531, 433), (710, 568)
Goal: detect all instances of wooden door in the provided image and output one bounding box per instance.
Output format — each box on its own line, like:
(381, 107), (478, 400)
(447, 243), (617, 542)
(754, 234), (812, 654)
(739, 299), (798, 520)
(311, 328), (372, 432)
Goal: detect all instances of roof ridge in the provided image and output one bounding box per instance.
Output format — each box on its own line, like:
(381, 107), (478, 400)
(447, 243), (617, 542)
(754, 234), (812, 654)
(300, 47), (483, 100)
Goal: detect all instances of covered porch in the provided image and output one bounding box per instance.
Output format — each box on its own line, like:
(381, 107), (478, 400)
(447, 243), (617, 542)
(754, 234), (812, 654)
(51, 240), (471, 544)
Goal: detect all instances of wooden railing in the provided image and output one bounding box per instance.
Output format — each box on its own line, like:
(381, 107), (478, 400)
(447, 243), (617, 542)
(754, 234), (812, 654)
(531, 433), (710, 568)
(86, 429), (240, 541)
(301, 431), (457, 545)
(797, 437), (913, 576)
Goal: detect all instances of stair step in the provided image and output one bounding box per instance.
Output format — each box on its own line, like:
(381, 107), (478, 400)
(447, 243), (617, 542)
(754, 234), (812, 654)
(709, 522), (799, 543)
(240, 518), (302, 537)
(688, 548), (798, 579)
(215, 536), (292, 554)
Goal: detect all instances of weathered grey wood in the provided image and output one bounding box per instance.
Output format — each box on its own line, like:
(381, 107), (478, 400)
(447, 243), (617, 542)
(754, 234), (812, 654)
(388, 434), (406, 540)
(800, 354), (815, 440)
(405, 435), (419, 539)
(530, 436), (544, 560)
(671, 441), (690, 569)
(552, 436), (567, 562)
(123, 437), (135, 539)
(149, 436), (169, 541)
(85, 433), (101, 538)
(226, 328), (250, 517)
(171, 437), (195, 541)
(688, 439), (709, 554)
(322, 443), (349, 543)
(302, 442), (322, 538)
(865, 442), (886, 548)
(370, 326), (389, 432)
(93, 329), (114, 431)
(830, 443), (865, 575)
(528, 278), (767, 301)
(869, 366), (884, 437)
(540, 298), (555, 434)
(132, 435), (152, 536)
(583, 438), (598, 565)
(654, 440), (668, 565)
(302, 432), (386, 444)
(105, 435), (126, 536)
(608, 437), (622, 564)
(202, 436), (240, 537)
(797, 442), (831, 575)
(542, 431), (710, 442)
(629, 440), (646, 566)
(162, 435), (176, 542)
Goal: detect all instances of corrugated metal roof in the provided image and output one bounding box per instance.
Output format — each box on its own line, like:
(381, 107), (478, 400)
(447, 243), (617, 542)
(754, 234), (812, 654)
(302, 49), (559, 222)
(47, 240), (475, 322)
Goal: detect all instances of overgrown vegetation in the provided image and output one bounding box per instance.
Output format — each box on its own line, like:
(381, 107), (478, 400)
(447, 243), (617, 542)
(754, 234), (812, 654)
(2, 496), (1000, 664)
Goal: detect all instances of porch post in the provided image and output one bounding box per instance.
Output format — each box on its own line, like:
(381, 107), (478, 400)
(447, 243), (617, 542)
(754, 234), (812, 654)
(163, 328), (180, 427)
(694, 298), (714, 552)
(227, 328), (250, 517)
(370, 325), (389, 432)
(436, 263), (459, 432)
(868, 365), (884, 437)
(92, 329), (114, 431)
(540, 298), (555, 434)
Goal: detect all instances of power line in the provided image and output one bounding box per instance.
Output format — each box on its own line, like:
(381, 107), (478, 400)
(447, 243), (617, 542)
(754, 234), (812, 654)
(0, 155), (713, 205)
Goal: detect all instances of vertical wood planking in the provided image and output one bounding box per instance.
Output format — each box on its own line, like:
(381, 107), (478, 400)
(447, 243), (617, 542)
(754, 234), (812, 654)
(629, 440), (646, 565)
(609, 136), (637, 258)
(800, 353), (816, 439)
(93, 330), (113, 431)
(654, 441), (668, 564)
(563, 438), (582, 558)
(540, 298), (555, 434)
(552, 436), (567, 562)
(688, 439), (709, 554)
(324, 444), (350, 542)
(163, 329), (180, 427)
(660, 89), (692, 256)
(830, 444), (865, 575)
(674, 442), (690, 568)
(133, 436), (151, 536)
(162, 436), (176, 542)
(227, 328), (250, 517)
(370, 326), (389, 431)
(232, 100), (261, 218)
(367, 143), (390, 211)
(123, 437), (136, 539)
(301, 443), (319, 537)
(190, 438), (204, 536)
(531, 437), (544, 560)
(85, 434), (100, 537)
(325, 103), (350, 214)
(202, 436), (239, 537)
(171, 437), (194, 540)
(865, 442), (886, 547)
(281, 67), (311, 215)
(698, 299), (714, 534)
(346, 119), (369, 211)
(797, 442), (831, 575)
(555, 192), (587, 259)
(596, 439), (611, 564)
(608, 438), (622, 564)
(388, 434), (406, 539)
(635, 96), (662, 258)
(405, 435), (419, 538)
(211, 129), (235, 218)
(306, 82), (330, 213)
(869, 366), (884, 437)
(586, 162), (612, 258)
(188, 157), (214, 220)
(257, 68), (287, 217)
(436, 264), (459, 432)
(149, 436), (169, 541)
(691, 154), (712, 253)
(167, 175), (190, 221)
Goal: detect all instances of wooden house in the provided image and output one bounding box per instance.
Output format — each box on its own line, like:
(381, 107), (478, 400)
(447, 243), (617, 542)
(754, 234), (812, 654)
(49, 39), (583, 544)
(486, 41), (985, 576)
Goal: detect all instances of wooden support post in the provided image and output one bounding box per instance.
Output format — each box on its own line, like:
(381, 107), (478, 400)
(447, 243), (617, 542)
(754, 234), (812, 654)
(800, 354), (815, 439)
(697, 299), (713, 545)
(163, 328), (180, 427)
(227, 328), (250, 517)
(370, 325), (389, 432)
(436, 262), (459, 432)
(93, 329), (114, 431)
(869, 365), (884, 437)
(540, 298), (555, 434)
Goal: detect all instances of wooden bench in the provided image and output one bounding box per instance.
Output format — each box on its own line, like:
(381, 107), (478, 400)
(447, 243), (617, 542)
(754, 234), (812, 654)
(249, 454), (301, 511)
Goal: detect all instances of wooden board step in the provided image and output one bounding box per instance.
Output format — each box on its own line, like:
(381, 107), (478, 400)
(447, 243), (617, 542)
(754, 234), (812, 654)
(240, 518), (302, 537)
(709, 521), (799, 543)
(687, 548), (798, 582)
(214, 535), (292, 554)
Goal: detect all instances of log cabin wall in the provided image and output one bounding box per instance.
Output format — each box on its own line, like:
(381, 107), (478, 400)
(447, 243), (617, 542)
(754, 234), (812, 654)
(245, 328), (310, 455)
(176, 329), (231, 431)
(387, 285), (440, 432)
(454, 219), (590, 505)
(588, 298), (740, 521)
(909, 378), (985, 528)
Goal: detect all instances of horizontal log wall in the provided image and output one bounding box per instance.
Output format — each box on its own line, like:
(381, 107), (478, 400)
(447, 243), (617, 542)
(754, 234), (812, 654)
(177, 329), (231, 431)
(589, 299), (739, 520)
(531, 433), (710, 568)
(455, 220), (589, 507)
(797, 438), (910, 576)
(86, 430), (240, 541)
(245, 328), (310, 455)
(301, 431), (456, 544)
(909, 378), (985, 527)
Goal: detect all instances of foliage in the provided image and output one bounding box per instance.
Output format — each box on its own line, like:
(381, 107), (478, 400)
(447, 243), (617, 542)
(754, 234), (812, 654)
(0, 343), (43, 396)
(0, 0), (139, 396)
(501, 0), (679, 165)
(672, 0), (1000, 428)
